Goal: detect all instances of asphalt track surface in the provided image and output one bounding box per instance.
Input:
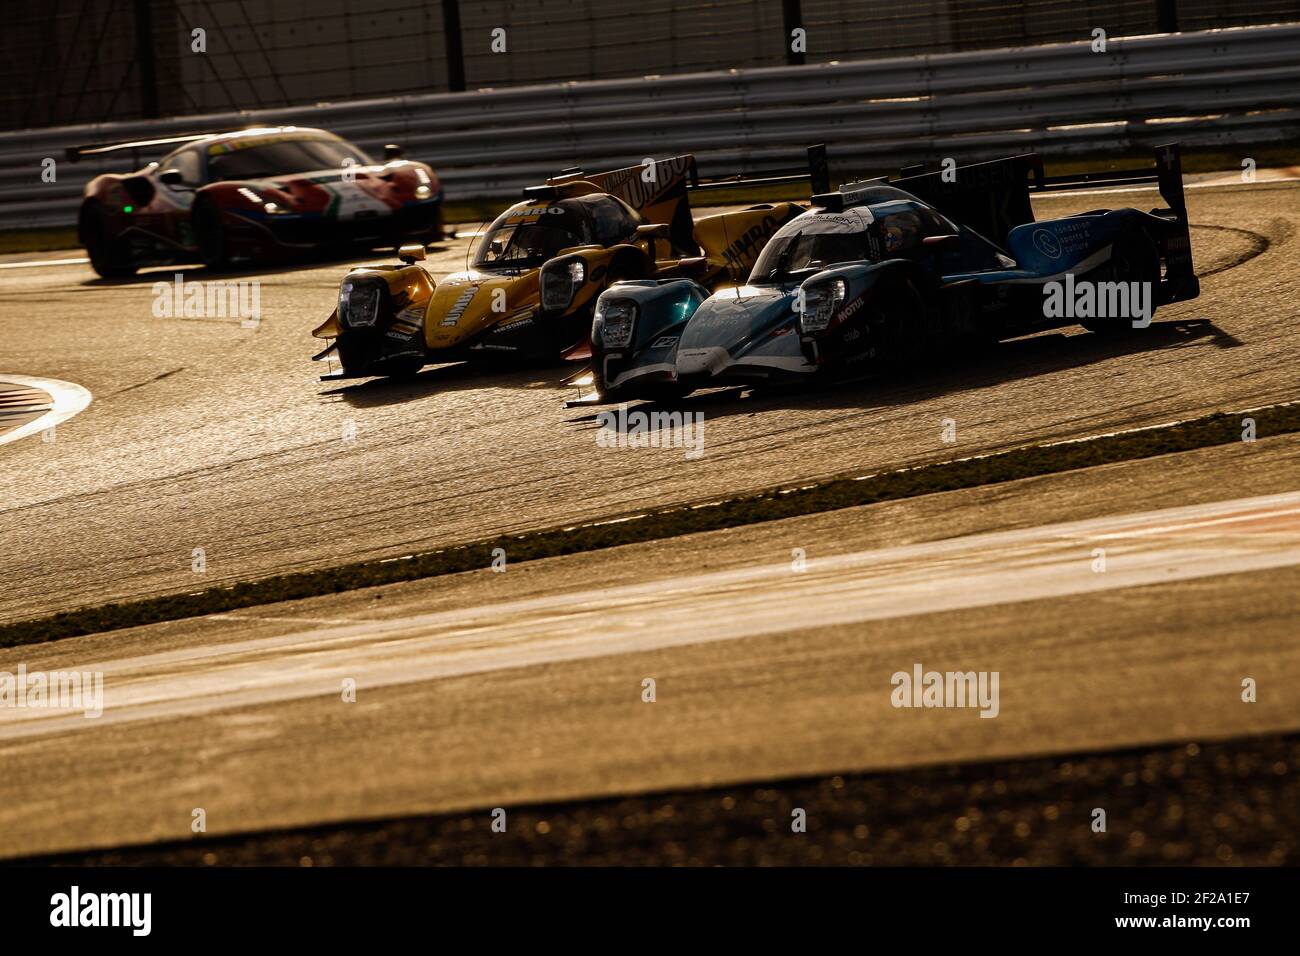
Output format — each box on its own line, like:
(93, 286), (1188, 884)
(0, 180), (1296, 624)
(2, 436), (1298, 859)
(1, 177), (1299, 861)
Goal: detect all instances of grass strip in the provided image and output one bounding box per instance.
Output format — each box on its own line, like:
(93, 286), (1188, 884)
(2, 402), (1296, 651)
(14, 732), (1297, 866)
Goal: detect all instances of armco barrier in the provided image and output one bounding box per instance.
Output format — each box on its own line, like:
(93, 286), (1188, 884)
(0, 23), (1297, 231)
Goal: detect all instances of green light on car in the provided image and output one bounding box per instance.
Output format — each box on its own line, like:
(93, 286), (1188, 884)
(123, 205), (134, 213)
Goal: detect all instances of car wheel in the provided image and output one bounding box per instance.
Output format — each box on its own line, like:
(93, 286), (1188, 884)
(80, 202), (136, 278)
(192, 198), (230, 270)
(1081, 230), (1159, 334)
(867, 276), (928, 371)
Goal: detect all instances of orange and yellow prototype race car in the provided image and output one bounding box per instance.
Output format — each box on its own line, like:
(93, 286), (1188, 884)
(310, 150), (828, 380)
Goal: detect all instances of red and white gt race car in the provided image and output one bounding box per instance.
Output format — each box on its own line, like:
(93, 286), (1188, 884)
(73, 126), (443, 277)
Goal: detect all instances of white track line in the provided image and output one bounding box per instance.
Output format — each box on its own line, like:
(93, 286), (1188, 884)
(0, 375), (92, 447)
(3, 490), (1300, 740)
(0, 257), (89, 270)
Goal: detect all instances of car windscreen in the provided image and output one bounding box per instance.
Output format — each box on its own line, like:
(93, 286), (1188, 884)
(472, 200), (593, 269)
(750, 210), (878, 282)
(576, 194), (644, 245)
(207, 137), (371, 181)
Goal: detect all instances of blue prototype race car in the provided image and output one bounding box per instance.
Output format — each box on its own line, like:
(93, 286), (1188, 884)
(571, 143), (1198, 405)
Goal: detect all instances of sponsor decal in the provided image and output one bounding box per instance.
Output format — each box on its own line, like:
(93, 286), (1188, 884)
(494, 312), (535, 332)
(440, 287), (478, 326)
(1034, 220), (1095, 260)
(650, 335), (679, 349)
(836, 296), (865, 324)
(721, 215), (781, 274)
(1032, 228), (1062, 259)
(504, 205), (566, 225)
(593, 156), (693, 211)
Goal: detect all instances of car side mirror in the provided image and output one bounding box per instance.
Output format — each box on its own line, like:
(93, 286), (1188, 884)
(159, 168), (185, 186)
(636, 223), (671, 259)
(675, 256), (710, 281)
(383, 144), (404, 160)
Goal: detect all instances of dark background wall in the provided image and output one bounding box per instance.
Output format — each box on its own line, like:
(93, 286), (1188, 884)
(3, 0), (1297, 131)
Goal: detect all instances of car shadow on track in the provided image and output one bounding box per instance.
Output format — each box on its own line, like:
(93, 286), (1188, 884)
(318, 358), (573, 407)
(564, 318), (1241, 430)
(78, 242), (454, 287)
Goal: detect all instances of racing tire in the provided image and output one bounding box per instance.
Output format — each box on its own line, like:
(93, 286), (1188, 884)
(866, 276), (929, 372)
(80, 202), (136, 279)
(1080, 229), (1160, 335)
(192, 198), (231, 271)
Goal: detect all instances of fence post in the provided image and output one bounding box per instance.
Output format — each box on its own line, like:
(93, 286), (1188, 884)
(442, 0), (466, 92)
(783, 0), (804, 66)
(133, 0), (159, 118)
(1157, 0), (1179, 33)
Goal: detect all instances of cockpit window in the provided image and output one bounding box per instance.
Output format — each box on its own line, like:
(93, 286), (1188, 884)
(575, 194), (644, 245)
(750, 209), (876, 282)
(472, 194), (646, 268)
(749, 200), (958, 283)
(473, 198), (608, 269)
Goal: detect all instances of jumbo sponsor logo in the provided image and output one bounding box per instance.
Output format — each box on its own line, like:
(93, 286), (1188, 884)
(151, 273), (261, 326)
(722, 215), (781, 274)
(440, 287), (478, 326)
(598, 156), (693, 210)
(1043, 273), (1153, 328)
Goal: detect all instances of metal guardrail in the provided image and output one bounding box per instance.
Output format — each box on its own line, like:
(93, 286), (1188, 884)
(1, 23), (1297, 232)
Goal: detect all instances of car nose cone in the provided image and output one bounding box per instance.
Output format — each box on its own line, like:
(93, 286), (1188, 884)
(674, 347), (730, 377)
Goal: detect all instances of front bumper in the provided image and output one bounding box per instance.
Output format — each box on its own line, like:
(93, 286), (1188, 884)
(233, 199), (443, 254)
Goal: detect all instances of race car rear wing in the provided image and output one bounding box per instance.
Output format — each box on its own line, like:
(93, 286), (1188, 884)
(64, 129), (258, 165)
(688, 144), (831, 197)
(887, 142), (1198, 305)
(551, 146), (829, 256)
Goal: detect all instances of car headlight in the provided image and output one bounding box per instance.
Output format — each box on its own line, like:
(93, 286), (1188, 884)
(596, 298), (637, 350)
(541, 259), (585, 312)
(263, 201), (288, 215)
(800, 277), (847, 333)
(414, 184), (433, 200)
(338, 279), (384, 328)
